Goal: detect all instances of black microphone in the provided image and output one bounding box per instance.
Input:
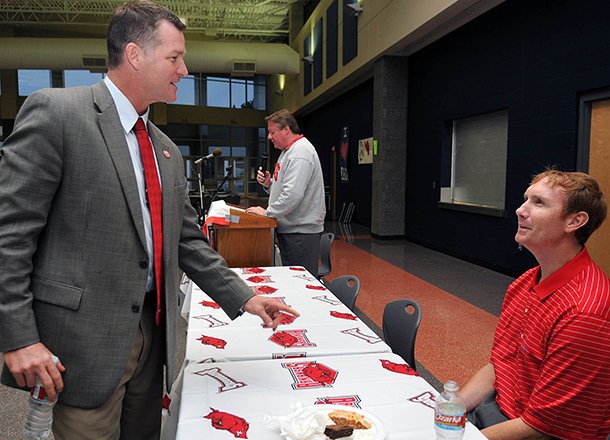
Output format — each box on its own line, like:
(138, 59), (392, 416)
(260, 154), (268, 173)
(194, 148), (222, 164)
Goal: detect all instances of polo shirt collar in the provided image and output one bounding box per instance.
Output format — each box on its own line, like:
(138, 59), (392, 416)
(532, 247), (591, 300)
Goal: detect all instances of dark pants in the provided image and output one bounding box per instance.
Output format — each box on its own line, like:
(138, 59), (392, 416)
(277, 232), (321, 277)
(467, 391), (509, 430)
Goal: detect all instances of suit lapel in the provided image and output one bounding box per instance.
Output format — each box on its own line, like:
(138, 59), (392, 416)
(93, 82), (148, 251)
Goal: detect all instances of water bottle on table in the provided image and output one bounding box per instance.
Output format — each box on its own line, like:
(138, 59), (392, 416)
(23, 355), (60, 440)
(434, 380), (466, 439)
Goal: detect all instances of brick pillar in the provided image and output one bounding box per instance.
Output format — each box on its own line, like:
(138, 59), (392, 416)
(371, 56), (408, 238)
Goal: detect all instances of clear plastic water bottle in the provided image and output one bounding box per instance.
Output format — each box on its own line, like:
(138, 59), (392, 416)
(434, 380), (466, 439)
(23, 355), (59, 440)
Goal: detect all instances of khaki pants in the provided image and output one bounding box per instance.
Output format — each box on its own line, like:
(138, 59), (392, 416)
(53, 293), (165, 440)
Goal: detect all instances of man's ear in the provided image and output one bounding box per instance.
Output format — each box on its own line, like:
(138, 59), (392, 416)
(124, 42), (142, 70)
(566, 211), (589, 233)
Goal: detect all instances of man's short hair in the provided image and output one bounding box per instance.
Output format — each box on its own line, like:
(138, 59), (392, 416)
(265, 109), (301, 135)
(107, 0), (186, 69)
(532, 169), (607, 245)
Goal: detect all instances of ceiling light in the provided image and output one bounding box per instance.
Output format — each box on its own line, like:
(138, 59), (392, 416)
(346, 2), (363, 17)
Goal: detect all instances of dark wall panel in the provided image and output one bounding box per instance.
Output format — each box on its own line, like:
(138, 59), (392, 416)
(342, 0), (358, 65)
(303, 34), (312, 96)
(326, 0), (338, 78)
(300, 80), (374, 226)
(314, 18), (324, 88)
(406, 0), (610, 275)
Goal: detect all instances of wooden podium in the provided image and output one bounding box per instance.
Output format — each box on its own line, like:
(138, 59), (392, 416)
(210, 205), (277, 267)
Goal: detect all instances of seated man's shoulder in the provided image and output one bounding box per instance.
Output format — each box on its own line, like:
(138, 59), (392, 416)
(575, 261), (610, 317)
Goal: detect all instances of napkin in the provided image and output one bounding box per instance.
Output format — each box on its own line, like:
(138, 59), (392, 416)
(265, 403), (378, 440)
(265, 403), (329, 440)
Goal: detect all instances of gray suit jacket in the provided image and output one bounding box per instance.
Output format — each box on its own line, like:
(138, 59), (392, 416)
(0, 82), (254, 408)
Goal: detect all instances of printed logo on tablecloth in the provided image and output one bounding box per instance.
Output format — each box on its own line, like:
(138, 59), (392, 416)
(283, 361), (338, 390)
(289, 266), (306, 271)
(408, 391), (436, 409)
(380, 359), (418, 376)
(314, 395), (362, 408)
(251, 285), (278, 295)
(204, 408), (249, 438)
(294, 273), (316, 281)
(196, 357), (217, 364)
(246, 275), (273, 283)
(340, 327), (383, 344)
(269, 330), (316, 348)
(305, 284), (326, 290)
(192, 314), (228, 328)
(330, 311), (358, 320)
(198, 300), (221, 309)
(194, 367), (246, 393)
(196, 334), (227, 349)
(311, 295), (342, 306)
(260, 312), (296, 326)
(272, 352), (307, 359)
(242, 267), (266, 274)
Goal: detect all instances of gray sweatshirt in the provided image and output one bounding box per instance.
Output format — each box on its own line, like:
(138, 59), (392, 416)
(265, 136), (326, 233)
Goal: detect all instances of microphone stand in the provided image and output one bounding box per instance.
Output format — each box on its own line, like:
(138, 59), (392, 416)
(197, 161), (205, 226)
(205, 165), (234, 217)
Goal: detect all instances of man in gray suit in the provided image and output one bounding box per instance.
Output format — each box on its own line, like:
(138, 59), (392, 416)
(0, 1), (298, 438)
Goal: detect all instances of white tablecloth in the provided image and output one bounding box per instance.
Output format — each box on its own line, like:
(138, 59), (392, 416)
(162, 266), (485, 440)
(175, 352), (486, 439)
(184, 266), (391, 363)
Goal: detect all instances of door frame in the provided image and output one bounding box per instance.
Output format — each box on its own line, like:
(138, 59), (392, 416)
(577, 88), (610, 170)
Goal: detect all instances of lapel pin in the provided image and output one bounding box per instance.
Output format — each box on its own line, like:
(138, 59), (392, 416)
(163, 150), (171, 158)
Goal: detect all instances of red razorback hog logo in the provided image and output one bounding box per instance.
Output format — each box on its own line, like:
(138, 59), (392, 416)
(283, 361), (339, 390)
(242, 267), (265, 274)
(199, 300), (221, 309)
(251, 285), (278, 295)
(330, 311), (358, 320)
(196, 335), (227, 349)
(246, 275), (272, 283)
(269, 330), (316, 348)
(380, 359), (418, 376)
(305, 284), (326, 290)
(204, 408), (249, 438)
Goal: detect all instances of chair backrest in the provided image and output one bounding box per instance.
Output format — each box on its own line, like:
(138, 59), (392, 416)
(327, 275), (360, 311)
(382, 299), (422, 370)
(317, 232), (335, 279)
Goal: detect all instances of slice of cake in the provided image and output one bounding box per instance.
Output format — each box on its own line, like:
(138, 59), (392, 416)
(327, 409), (372, 430)
(324, 424), (354, 439)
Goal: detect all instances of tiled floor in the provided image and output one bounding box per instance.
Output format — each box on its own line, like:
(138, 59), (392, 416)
(325, 222), (514, 389)
(0, 221), (515, 438)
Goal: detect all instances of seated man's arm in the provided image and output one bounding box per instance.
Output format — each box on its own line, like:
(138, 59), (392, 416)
(482, 418), (550, 440)
(460, 362), (496, 412)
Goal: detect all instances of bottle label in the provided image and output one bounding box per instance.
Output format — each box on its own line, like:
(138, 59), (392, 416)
(31, 383), (48, 401)
(435, 413), (466, 430)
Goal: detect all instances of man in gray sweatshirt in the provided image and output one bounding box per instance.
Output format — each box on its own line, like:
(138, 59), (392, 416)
(246, 109), (326, 276)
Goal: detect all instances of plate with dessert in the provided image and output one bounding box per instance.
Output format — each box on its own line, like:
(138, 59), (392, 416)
(317, 405), (384, 440)
(269, 403), (385, 440)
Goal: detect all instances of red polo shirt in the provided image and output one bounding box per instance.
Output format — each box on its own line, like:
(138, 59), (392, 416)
(491, 248), (610, 439)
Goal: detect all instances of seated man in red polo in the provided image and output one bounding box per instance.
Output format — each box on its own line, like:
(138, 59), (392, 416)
(461, 169), (609, 439)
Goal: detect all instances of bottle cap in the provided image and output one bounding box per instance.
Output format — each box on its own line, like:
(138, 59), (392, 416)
(444, 380), (459, 392)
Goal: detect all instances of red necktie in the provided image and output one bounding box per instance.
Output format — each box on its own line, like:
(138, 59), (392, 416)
(134, 118), (163, 325)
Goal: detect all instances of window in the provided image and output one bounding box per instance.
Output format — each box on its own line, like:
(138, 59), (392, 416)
(175, 75), (196, 105)
(64, 70), (104, 87)
(18, 70), (52, 95)
(440, 110), (508, 214)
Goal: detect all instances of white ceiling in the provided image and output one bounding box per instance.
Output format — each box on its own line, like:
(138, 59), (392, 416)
(0, 0), (300, 42)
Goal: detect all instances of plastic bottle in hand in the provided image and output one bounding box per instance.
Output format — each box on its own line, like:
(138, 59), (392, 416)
(434, 380), (466, 439)
(23, 355), (60, 440)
